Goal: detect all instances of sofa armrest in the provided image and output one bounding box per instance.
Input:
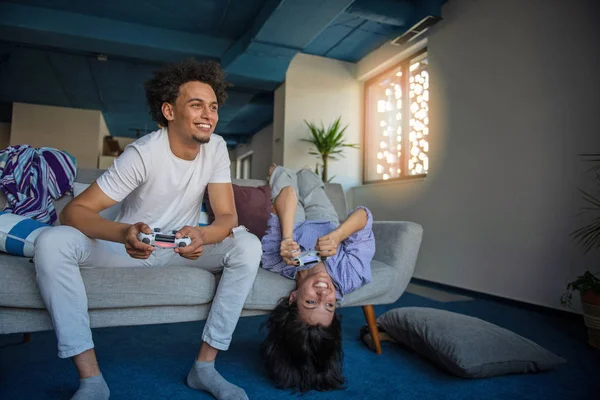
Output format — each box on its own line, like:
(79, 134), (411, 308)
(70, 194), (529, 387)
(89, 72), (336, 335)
(372, 220), (423, 291)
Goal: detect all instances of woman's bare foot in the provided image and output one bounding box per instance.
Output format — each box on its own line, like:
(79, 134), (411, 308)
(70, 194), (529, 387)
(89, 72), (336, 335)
(267, 163), (277, 181)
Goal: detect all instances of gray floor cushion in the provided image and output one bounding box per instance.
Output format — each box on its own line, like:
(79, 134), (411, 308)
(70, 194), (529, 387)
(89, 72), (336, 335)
(377, 307), (566, 378)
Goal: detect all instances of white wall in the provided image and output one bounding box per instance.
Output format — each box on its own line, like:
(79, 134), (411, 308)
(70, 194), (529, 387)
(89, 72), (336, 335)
(10, 103), (103, 168)
(352, 0), (600, 311)
(282, 53), (363, 190)
(273, 83), (285, 166)
(231, 124), (274, 180)
(228, 149), (236, 178)
(98, 114), (137, 170)
(249, 124), (273, 180)
(356, 38), (427, 82)
(0, 123), (10, 149)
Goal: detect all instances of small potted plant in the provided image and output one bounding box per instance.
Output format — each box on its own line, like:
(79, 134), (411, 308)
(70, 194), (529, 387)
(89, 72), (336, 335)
(301, 116), (359, 182)
(561, 153), (600, 349)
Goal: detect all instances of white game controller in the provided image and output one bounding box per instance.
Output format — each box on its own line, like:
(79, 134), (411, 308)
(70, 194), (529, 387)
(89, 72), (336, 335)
(291, 250), (324, 266)
(137, 228), (192, 248)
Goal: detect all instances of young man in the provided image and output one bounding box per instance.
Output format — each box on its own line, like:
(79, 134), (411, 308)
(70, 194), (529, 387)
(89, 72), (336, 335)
(34, 59), (261, 400)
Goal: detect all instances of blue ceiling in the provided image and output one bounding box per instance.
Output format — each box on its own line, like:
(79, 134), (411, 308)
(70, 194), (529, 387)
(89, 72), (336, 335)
(0, 0), (442, 146)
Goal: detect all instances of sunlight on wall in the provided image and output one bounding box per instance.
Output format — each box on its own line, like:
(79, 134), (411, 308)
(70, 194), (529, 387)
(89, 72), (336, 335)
(408, 55), (430, 175)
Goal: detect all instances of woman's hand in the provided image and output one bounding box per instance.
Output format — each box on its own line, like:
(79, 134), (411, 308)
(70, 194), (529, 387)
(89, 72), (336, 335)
(280, 238), (300, 266)
(316, 231), (341, 258)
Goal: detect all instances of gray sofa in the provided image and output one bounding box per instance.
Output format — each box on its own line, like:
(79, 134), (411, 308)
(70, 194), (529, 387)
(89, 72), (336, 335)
(0, 168), (423, 352)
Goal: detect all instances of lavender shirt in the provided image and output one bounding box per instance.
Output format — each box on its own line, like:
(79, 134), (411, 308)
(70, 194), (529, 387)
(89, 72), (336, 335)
(260, 206), (376, 300)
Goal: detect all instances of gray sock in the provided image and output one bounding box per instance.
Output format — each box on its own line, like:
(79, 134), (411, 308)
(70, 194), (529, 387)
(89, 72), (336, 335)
(187, 360), (247, 400)
(71, 374), (110, 400)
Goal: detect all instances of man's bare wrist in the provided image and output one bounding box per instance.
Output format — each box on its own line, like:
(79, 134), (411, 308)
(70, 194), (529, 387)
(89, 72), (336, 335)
(121, 224), (133, 243)
(194, 225), (210, 242)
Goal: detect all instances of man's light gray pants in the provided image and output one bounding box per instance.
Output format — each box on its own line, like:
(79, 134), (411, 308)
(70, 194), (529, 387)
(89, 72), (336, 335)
(34, 226), (261, 358)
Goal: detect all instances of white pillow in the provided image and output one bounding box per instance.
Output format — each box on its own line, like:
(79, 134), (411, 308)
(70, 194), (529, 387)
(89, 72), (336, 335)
(73, 182), (122, 221)
(0, 212), (51, 257)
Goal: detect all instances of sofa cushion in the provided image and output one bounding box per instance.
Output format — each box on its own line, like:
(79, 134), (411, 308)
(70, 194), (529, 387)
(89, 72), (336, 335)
(206, 184), (272, 239)
(51, 195), (72, 225)
(231, 178), (347, 222)
(0, 212), (51, 257)
(0, 254), (216, 309)
(323, 182), (347, 221)
(231, 184), (271, 239)
(340, 259), (402, 307)
(75, 168), (106, 184)
(50, 167), (105, 221)
(243, 260), (396, 310)
(242, 268), (297, 310)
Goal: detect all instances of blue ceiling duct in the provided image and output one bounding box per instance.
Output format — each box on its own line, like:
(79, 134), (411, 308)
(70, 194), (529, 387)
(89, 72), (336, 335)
(346, 0), (413, 27)
(223, 0), (355, 86)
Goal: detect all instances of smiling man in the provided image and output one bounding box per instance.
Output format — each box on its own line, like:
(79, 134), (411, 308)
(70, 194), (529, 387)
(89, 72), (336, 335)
(34, 59), (261, 400)
(260, 165), (376, 392)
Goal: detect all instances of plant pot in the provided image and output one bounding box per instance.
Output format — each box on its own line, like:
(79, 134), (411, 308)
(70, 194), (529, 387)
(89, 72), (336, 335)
(581, 291), (600, 350)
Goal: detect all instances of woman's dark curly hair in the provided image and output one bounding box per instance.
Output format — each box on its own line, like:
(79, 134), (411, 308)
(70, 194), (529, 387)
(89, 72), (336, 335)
(144, 58), (231, 127)
(260, 296), (344, 392)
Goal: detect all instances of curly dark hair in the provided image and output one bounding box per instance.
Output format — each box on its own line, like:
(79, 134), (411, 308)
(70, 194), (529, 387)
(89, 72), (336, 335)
(144, 58), (231, 127)
(260, 296), (344, 392)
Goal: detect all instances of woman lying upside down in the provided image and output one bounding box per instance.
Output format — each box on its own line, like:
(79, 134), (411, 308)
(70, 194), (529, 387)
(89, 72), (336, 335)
(260, 164), (375, 392)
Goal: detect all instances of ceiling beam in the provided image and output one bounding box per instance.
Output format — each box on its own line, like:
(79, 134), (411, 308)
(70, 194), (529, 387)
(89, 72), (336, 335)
(0, 2), (276, 138)
(220, 0), (355, 127)
(222, 0), (355, 83)
(0, 3), (232, 63)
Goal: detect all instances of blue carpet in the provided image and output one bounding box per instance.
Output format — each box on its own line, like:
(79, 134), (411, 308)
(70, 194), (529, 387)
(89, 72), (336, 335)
(1, 284), (599, 399)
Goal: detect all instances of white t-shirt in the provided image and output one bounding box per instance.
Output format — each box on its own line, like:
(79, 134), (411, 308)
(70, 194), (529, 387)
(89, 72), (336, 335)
(96, 128), (231, 231)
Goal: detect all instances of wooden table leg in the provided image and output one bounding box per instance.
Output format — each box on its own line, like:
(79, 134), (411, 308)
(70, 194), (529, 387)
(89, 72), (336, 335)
(362, 305), (382, 354)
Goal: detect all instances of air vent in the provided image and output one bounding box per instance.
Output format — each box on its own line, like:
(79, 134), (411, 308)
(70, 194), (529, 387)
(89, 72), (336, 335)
(391, 15), (442, 46)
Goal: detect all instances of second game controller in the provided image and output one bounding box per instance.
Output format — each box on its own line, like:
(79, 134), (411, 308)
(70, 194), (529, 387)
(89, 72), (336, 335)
(291, 250), (324, 266)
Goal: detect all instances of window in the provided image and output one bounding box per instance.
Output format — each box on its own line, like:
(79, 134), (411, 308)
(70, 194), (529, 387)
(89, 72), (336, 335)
(236, 151), (253, 179)
(364, 49), (429, 183)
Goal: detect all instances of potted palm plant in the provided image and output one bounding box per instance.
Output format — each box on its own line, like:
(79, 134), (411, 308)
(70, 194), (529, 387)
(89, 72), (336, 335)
(301, 116), (359, 182)
(561, 153), (600, 349)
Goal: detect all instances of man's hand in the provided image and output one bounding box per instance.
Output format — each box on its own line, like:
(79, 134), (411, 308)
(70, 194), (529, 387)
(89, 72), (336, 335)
(280, 238), (300, 266)
(174, 226), (205, 260)
(124, 222), (155, 259)
(316, 231), (341, 258)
